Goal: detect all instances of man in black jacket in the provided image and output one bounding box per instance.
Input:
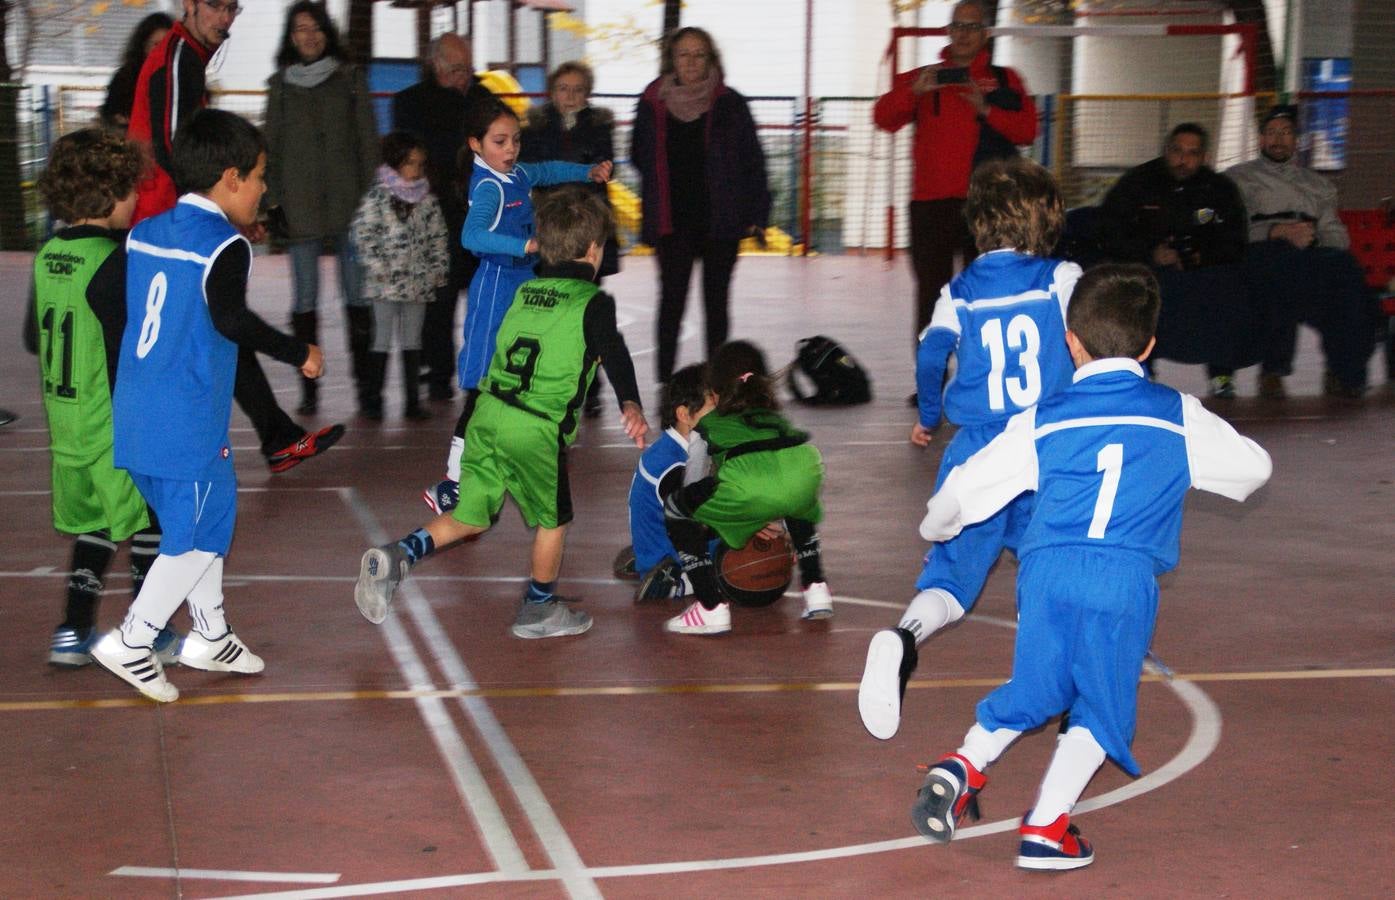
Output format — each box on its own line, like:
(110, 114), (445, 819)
(392, 33), (496, 401)
(1100, 122), (1256, 397)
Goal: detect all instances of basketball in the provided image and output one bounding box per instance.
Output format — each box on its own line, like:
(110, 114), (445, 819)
(716, 532), (794, 607)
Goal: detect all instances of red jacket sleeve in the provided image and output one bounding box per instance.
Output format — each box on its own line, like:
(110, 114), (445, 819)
(873, 69), (921, 133)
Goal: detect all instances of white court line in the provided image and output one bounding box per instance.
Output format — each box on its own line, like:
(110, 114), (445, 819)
(339, 489), (602, 900)
(202, 593), (1221, 899)
(111, 867), (338, 884)
(338, 489), (528, 876)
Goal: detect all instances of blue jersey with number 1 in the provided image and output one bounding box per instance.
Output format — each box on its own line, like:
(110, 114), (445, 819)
(113, 196), (243, 482)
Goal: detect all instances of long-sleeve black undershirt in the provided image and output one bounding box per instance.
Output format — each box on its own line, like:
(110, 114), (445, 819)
(206, 239), (308, 367)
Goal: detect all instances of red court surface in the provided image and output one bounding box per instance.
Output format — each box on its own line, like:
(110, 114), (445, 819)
(2, 250), (1393, 898)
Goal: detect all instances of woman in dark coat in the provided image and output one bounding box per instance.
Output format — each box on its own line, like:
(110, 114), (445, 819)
(99, 12), (173, 130)
(631, 26), (770, 384)
(521, 60), (618, 415)
(264, 0), (380, 415)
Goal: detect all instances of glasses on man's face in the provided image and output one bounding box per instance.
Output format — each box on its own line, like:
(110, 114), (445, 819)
(201, 0), (242, 18)
(948, 22), (985, 33)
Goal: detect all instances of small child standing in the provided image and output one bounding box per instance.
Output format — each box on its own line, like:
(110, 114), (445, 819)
(859, 157), (1082, 740)
(93, 110), (326, 702)
(661, 341), (832, 635)
(628, 363), (712, 601)
(27, 128), (176, 666)
(351, 131), (450, 421)
(356, 185), (647, 639)
(424, 97), (612, 514)
(909, 264), (1271, 869)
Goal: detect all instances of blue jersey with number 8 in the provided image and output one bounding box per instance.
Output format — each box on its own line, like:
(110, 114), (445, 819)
(113, 198), (243, 481)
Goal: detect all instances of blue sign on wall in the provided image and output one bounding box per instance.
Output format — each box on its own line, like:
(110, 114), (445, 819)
(1301, 58), (1351, 171)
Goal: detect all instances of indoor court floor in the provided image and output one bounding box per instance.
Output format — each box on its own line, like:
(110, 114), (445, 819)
(1, 250), (1393, 898)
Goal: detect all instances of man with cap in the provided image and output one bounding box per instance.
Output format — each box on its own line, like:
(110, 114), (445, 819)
(1229, 104), (1374, 399)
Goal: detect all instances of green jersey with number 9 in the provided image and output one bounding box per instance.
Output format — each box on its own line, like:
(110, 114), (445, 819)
(482, 276), (600, 443)
(34, 235), (121, 464)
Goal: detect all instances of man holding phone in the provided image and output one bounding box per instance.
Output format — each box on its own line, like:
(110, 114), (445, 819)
(873, 0), (1037, 402)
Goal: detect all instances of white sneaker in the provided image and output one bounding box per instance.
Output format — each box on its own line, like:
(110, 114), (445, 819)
(665, 601), (731, 635)
(801, 582), (834, 619)
(858, 628), (918, 740)
(91, 630), (179, 703)
(179, 630), (265, 674)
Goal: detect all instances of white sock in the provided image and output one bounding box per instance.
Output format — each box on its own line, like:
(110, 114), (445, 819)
(121, 550), (218, 647)
(446, 435), (465, 482)
(185, 556), (227, 638)
(957, 721), (1021, 773)
(897, 588), (965, 645)
(1026, 726), (1107, 827)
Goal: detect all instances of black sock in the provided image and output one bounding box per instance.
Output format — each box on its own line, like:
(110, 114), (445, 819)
(678, 551), (723, 610)
(525, 578), (556, 603)
(64, 532), (116, 631)
(786, 518), (826, 587)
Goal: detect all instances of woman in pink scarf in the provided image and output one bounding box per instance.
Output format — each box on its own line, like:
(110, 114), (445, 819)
(631, 27), (771, 385)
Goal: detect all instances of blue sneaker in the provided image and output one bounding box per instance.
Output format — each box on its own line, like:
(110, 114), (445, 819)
(423, 478), (459, 514)
(1017, 812), (1094, 871)
(49, 626), (96, 667)
(152, 627), (182, 666)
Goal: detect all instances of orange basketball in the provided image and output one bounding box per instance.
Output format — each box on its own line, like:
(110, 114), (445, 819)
(717, 532), (794, 607)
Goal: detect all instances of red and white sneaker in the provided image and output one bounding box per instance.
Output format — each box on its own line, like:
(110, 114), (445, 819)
(1017, 812), (1094, 870)
(664, 601), (731, 635)
(911, 752), (986, 842)
(267, 424), (345, 473)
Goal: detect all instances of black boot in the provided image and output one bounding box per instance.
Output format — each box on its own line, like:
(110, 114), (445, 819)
(362, 351), (387, 421)
(290, 311), (319, 414)
(345, 305), (374, 414)
(402, 350), (430, 420)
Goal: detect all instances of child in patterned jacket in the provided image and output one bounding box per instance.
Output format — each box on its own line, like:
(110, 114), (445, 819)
(351, 130), (450, 420)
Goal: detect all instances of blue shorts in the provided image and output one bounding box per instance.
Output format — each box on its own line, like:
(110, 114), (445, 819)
(915, 423), (1031, 610)
(129, 473), (236, 556)
(975, 547), (1158, 776)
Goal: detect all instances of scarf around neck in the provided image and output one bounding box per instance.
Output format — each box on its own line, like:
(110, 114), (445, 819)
(284, 56), (339, 88)
(378, 164), (430, 205)
(659, 69), (719, 123)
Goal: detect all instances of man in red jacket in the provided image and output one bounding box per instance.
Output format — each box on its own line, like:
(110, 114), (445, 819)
(874, 0), (1037, 397)
(128, 0), (343, 472)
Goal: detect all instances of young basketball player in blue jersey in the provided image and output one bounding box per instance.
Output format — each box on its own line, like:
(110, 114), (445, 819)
(423, 98), (613, 515)
(356, 186), (647, 639)
(93, 110), (326, 702)
(860, 157), (1082, 740)
(627, 364), (712, 601)
(660, 341), (832, 635)
(908, 264), (1271, 870)
(28, 128), (177, 668)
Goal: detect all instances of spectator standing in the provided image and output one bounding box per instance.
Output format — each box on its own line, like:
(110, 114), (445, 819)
(873, 0), (1037, 400)
(631, 26), (770, 385)
(1099, 123), (1254, 398)
(264, 1), (380, 416)
(521, 60), (619, 416)
(1227, 105), (1374, 399)
(392, 34), (496, 402)
(99, 12), (173, 130)
(127, 0), (343, 472)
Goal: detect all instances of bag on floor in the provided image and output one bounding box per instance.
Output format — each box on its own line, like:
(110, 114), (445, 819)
(787, 335), (872, 406)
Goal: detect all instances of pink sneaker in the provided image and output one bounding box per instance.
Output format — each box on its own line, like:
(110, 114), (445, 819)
(664, 601), (731, 635)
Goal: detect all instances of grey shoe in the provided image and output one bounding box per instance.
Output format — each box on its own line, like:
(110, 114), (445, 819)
(510, 598), (593, 639)
(356, 544), (408, 624)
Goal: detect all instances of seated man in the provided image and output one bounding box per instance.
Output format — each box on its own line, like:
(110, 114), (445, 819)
(1227, 104), (1374, 399)
(1099, 122), (1257, 397)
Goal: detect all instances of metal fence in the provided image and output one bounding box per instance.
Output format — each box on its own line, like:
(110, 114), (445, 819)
(23, 85), (1395, 253)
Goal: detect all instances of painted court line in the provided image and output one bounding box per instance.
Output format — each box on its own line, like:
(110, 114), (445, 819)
(340, 488), (601, 900)
(110, 866), (339, 884)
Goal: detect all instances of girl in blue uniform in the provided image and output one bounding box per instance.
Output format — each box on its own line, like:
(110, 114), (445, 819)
(424, 98), (612, 513)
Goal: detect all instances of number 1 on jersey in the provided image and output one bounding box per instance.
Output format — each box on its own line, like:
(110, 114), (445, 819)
(1088, 443), (1123, 539)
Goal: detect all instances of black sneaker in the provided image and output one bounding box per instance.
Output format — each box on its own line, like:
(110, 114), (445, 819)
(612, 545), (639, 581)
(636, 562), (686, 602)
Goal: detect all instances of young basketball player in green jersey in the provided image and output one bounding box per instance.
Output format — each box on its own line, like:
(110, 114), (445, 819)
(27, 129), (178, 667)
(355, 185), (648, 638)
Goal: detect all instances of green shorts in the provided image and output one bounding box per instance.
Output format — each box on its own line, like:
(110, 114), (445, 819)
(450, 395), (571, 530)
(696, 443), (824, 549)
(50, 447), (150, 540)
